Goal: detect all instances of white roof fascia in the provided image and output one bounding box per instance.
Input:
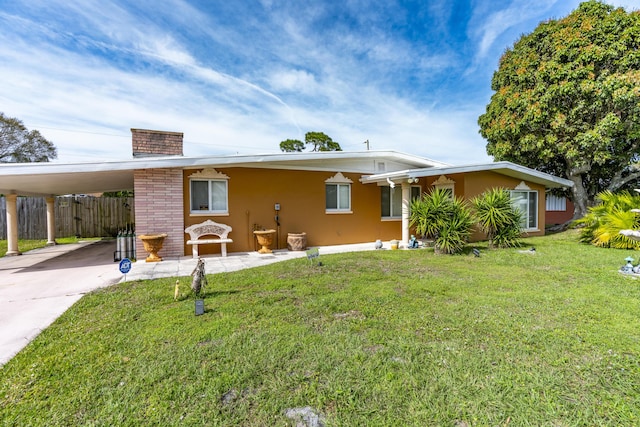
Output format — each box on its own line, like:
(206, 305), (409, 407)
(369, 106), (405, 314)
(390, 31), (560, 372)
(0, 150), (445, 175)
(360, 161), (574, 189)
(176, 150), (449, 171)
(0, 150), (448, 196)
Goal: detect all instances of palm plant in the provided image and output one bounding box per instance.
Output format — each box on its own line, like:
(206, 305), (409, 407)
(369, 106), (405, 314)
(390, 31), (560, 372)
(434, 201), (475, 254)
(410, 188), (474, 254)
(574, 190), (640, 249)
(410, 188), (452, 239)
(472, 188), (523, 248)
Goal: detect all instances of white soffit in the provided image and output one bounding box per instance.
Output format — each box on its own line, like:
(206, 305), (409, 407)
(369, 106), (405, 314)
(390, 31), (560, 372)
(361, 161), (574, 189)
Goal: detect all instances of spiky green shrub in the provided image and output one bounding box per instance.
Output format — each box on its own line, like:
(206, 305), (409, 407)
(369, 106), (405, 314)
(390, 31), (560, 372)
(472, 188), (523, 248)
(410, 188), (474, 254)
(409, 187), (452, 240)
(574, 190), (640, 249)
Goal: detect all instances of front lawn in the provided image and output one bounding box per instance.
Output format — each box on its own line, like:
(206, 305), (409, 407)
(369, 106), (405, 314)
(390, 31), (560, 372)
(1, 230), (639, 426)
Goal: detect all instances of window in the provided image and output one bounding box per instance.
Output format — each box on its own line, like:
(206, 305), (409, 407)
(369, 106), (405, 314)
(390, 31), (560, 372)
(511, 189), (538, 230)
(326, 183), (351, 211)
(381, 185), (421, 218)
(325, 172), (352, 213)
(546, 194), (567, 211)
(432, 175), (455, 197)
(188, 168), (229, 215)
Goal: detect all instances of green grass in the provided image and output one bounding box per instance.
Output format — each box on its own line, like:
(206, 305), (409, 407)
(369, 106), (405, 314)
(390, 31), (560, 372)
(1, 230), (639, 426)
(0, 236), (100, 256)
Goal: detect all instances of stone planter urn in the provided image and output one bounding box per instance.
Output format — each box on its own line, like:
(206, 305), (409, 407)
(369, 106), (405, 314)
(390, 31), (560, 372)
(254, 229), (276, 254)
(139, 233), (168, 262)
(287, 232), (307, 251)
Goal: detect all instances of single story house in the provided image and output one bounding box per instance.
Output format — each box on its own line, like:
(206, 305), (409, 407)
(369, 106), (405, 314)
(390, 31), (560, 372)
(0, 129), (573, 258)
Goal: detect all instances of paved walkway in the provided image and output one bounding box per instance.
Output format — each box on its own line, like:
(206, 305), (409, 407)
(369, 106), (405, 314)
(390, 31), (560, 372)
(0, 239), (378, 366)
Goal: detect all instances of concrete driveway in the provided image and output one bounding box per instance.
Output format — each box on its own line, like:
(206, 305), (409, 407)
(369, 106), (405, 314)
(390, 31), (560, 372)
(0, 240), (123, 365)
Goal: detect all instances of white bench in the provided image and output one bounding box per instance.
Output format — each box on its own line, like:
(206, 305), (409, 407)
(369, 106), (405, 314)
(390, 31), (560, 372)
(184, 220), (233, 258)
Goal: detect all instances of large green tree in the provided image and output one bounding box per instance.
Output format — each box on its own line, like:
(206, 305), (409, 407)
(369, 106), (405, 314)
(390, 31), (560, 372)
(279, 131), (342, 152)
(478, 1), (640, 219)
(0, 113), (57, 162)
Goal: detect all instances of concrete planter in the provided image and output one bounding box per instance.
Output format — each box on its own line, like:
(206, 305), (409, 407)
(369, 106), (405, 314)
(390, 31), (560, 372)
(254, 229), (276, 254)
(287, 232), (307, 251)
(139, 233), (167, 262)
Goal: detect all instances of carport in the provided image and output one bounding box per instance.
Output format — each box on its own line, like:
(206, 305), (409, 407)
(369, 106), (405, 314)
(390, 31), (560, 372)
(0, 162), (135, 255)
(1, 129), (192, 256)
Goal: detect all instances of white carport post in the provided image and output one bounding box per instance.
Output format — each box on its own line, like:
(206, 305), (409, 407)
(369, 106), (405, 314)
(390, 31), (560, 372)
(401, 181), (411, 248)
(5, 193), (20, 256)
(46, 196), (56, 246)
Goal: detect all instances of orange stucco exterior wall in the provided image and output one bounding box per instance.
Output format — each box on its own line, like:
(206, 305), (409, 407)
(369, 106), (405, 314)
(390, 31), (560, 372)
(181, 168), (548, 256)
(182, 168), (406, 255)
(468, 171), (546, 237)
(424, 171), (547, 240)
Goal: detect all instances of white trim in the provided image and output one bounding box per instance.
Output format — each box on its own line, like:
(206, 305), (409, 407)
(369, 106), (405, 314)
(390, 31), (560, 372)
(0, 150), (570, 197)
(325, 172), (353, 183)
(325, 181), (351, 212)
(432, 175), (456, 186)
(189, 178), (229, 215)
(361, 161), (573, 189)
(188, 168), (229, 180)
(325, 210), (353, 215)
(510, 189), (538, 231)
(432, 175), (455, 196)
(189, 213), (230, 217)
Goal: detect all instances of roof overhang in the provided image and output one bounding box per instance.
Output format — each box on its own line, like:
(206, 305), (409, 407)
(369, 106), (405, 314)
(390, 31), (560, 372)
(0, 150), (448, 196)
(360, 161), (574, 189)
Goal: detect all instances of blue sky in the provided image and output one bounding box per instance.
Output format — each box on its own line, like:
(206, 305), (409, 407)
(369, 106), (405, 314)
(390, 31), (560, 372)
(1, 0), (639, 164)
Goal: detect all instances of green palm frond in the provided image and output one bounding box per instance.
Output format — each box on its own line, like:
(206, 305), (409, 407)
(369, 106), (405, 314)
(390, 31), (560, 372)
(472, 188), (522, 248)
(410, 188), (473, 254)
(579, 190), (640, 249)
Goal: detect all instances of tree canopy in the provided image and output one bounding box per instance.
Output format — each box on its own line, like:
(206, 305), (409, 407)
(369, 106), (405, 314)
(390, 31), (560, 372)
(478, 1), (640, 218)
(279, 131), (342, 152)
(0, 113), (57, 163)
(279, 138), (305, 152)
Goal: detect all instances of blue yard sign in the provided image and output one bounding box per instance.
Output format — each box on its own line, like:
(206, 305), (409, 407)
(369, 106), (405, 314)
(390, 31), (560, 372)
(119, 258), (132, 278)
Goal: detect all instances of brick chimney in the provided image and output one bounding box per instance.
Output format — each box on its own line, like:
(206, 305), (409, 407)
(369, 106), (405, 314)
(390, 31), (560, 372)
(131, 128), (184, 157)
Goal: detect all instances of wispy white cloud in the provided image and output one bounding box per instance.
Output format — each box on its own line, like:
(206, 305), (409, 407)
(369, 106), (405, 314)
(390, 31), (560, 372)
(469, 0), (559, 60)
(1, 0), (636, 167)
(267, 69), (319, 95)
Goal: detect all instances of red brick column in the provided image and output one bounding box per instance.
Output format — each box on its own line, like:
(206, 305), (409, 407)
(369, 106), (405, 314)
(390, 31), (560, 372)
(132, 129), (183, 157)
(134, 168), (184, 260)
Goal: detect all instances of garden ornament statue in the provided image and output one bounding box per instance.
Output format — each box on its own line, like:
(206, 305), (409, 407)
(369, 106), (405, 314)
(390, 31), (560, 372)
(191, 258), (207, 315)
(622, 256), (634, 273)
(191, 258), (207, 297)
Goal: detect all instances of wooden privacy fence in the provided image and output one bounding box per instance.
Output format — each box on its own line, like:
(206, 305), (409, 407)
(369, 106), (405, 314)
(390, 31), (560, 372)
(0, 196), (134, 240)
